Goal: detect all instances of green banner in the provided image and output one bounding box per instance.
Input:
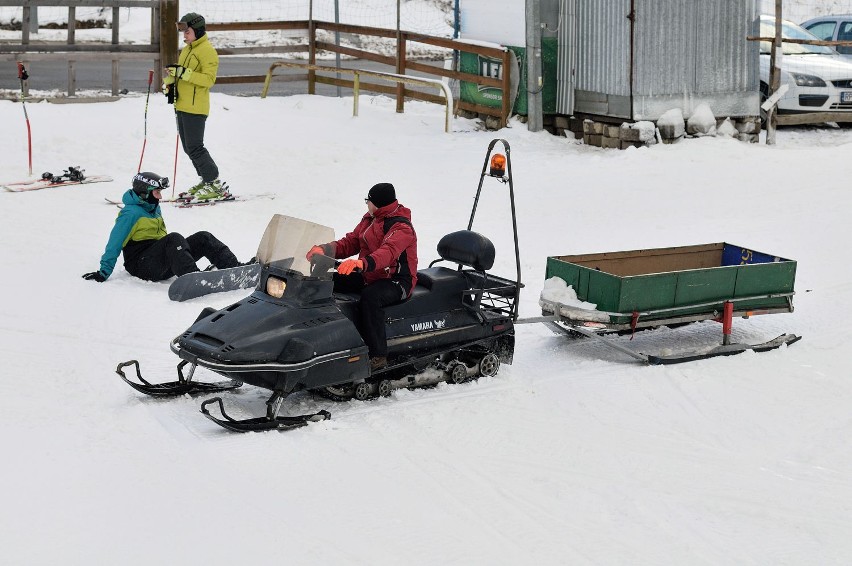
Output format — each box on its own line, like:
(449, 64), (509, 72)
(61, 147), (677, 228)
(459, 39), (557, 115)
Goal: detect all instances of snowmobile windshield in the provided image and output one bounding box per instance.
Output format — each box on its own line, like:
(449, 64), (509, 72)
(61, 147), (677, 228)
(255, 214), (335, 277)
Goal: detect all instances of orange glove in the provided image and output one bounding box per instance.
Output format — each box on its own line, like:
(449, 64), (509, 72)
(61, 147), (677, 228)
(306, 245), (324, 261)
(337, 259), (364, 275)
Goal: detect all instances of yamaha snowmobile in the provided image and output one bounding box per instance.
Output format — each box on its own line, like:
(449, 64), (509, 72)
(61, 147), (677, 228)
(117, 139), (522, 432)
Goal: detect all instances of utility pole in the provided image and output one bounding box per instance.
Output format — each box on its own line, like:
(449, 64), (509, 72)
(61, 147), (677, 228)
(766, 0), (782, 145)
(526, 0), (543, 131)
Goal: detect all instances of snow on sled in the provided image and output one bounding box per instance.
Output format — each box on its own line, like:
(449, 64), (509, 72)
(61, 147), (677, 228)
(535, 242), (800, 364)
(117, 139), (522, 432)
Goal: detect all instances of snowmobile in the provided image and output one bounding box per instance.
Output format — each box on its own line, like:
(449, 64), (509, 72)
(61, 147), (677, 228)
(117, 139), (523, 432)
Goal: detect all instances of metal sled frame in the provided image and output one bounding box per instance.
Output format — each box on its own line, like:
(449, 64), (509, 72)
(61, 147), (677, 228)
(528, 297), (800, 365)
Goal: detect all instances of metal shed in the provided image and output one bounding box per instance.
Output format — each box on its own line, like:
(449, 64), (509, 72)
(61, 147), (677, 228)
(558, 0), (760, 121)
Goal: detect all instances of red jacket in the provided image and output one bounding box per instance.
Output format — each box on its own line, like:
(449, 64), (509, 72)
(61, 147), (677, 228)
(330, 201), (418, 293)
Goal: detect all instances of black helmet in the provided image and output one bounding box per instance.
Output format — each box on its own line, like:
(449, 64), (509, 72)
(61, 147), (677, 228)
(132, 172), (169, 198)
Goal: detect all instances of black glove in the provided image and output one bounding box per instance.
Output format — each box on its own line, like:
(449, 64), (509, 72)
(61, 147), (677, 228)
(82, 271), (106, 282)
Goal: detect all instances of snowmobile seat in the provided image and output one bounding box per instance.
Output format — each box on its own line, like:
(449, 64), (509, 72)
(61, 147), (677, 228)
(435, 230), (495, 272)
(383, 267), (469, 318)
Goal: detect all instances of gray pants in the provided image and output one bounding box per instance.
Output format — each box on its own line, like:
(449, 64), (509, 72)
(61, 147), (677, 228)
(176, 111), (219, 183)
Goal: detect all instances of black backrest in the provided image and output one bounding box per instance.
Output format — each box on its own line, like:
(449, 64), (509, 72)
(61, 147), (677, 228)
(436, 230), (495, 272)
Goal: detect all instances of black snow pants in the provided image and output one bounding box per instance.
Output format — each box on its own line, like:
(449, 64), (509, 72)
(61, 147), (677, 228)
(125, 231), (239, 282)
(176, 111), (218, 183)
(333, 273), (408, 357)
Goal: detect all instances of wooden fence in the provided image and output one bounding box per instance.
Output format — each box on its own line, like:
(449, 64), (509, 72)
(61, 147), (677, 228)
(0, 0), (174, 97)
(1, 1), (512, 127)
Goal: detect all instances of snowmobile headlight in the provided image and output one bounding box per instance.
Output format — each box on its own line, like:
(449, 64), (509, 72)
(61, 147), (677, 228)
(266, 276), (287, 298)
(489, 153), (506, 177)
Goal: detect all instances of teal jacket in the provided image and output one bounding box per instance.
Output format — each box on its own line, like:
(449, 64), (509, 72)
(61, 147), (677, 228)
(98, 189), (167, 278)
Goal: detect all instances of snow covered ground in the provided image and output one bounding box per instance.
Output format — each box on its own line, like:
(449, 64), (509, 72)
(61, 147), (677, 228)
(2, 89), (852, 564)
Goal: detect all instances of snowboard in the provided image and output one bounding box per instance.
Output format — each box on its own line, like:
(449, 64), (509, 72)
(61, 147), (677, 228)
(3, 174), (113, 192)
(168, 263), (261, 302)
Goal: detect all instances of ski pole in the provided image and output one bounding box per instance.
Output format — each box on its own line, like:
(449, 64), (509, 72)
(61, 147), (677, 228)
(17, 62), (32, 176)
(172, 132), (179, 201)
(137, 69), (154, 173)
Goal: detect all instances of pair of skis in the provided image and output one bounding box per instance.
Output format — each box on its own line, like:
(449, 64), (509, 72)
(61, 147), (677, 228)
(2, 167), (113, 192)
(104, 192), (274, 209)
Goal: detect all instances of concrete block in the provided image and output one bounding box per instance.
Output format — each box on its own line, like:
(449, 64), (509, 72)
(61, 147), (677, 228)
(658, 123), (684, 141)
(620, 140), (645, 150)
(585, 134), (602, 147)
(619, 126), (642, 142)
(604, 125), (620, 138)
(602, 135), (621, 149)
(591, 121), (605, 135)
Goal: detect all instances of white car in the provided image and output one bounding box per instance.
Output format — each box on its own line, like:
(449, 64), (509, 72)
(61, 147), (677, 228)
(801, 15), (852, 57)
(759, 16), (852, 117)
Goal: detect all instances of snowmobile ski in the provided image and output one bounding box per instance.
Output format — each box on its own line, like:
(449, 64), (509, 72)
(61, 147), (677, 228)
(168, 263), (261, 302)
(3, 167), (112, 192)
(116, 359), (242, 397)
(200, 396), (330, 433)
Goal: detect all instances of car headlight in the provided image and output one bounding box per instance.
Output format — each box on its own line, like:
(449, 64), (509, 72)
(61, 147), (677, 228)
(266, 276), (287, 298)
(790, 72), (826, 87)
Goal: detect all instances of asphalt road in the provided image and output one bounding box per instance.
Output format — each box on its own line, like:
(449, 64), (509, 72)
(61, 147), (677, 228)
(0, 57), (446, 98)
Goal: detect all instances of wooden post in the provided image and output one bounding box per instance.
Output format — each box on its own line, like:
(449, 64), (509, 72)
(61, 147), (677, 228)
(395, 0), (405, 113)
(68, 60), (76, 96)
(308, 0), (316, 95)
(766, 0), (782, 145)
(396, 34), (406, 113)
(501, 49), (511, 128)
(112, 6), (120, 95)
(68, 6), (76, 44)
(22, 5), (30, 45)
(308, 21), (316, 94)
(160, 0), (179, 77)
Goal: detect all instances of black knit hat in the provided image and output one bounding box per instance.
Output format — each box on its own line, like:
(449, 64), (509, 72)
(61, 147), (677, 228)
(367, 183), (396, 208)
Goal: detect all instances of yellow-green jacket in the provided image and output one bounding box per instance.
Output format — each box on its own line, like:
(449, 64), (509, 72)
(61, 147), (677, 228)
(175, 34), (218, 115)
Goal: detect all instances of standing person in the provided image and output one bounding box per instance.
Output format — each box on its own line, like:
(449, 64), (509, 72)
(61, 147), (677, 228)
(82, 172), (247, 283)
(306, 183), (418, 371)
(162, 12), (228, 203)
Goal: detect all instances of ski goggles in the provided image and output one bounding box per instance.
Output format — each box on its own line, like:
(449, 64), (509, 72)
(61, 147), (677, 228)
(176, 22), (191, 32)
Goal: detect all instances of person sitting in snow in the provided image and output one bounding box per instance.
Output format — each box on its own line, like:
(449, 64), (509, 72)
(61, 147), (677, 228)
(305, 183), (418, 371)
(82, 171), (248, 283)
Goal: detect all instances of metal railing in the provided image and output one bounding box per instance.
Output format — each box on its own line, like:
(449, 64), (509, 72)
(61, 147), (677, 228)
(262, 61), (453, 133)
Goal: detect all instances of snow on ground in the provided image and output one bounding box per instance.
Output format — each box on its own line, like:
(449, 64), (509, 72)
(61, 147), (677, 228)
(2, 91), (852, 564)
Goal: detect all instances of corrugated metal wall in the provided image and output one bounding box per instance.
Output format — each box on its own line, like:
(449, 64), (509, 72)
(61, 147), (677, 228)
(556, 0), (577, 114)
(562, 0), (759, 120)
(574, 0), (631, 96)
